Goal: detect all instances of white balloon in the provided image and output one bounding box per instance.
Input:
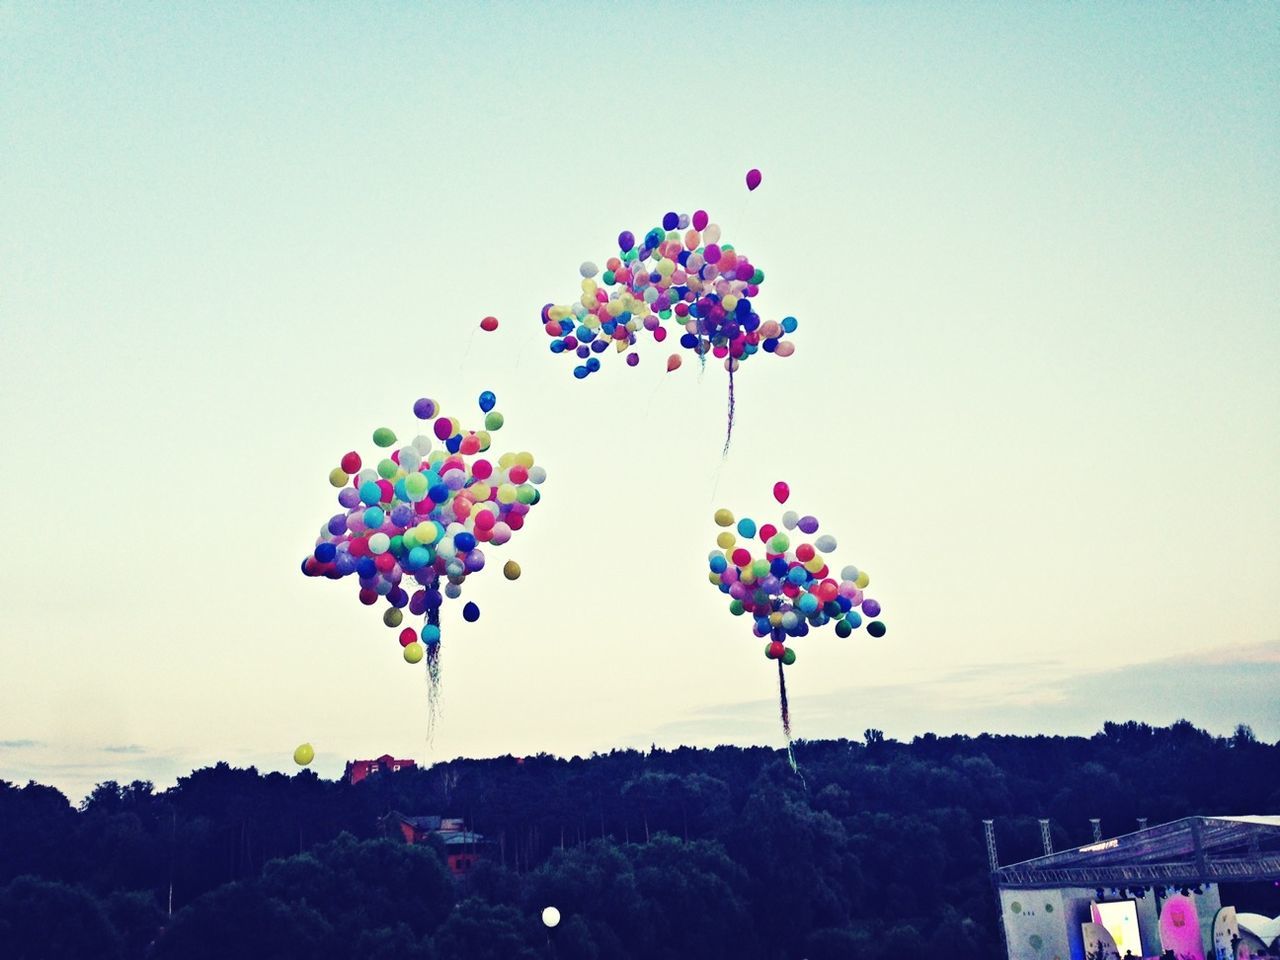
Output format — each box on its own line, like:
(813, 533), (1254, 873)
(840, 565), (860, 583)
(782, 510), (799, 530)
(542, 907), (561, 929)
(815, 534), (838, 552)
(398, 447), (421, 471)
(528, 465), (547, 485)
(579, 261), (598, 279)
(412, 435), (433, 455)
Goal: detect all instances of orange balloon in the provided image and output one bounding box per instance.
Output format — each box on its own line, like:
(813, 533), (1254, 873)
(666, 354), (682, 372)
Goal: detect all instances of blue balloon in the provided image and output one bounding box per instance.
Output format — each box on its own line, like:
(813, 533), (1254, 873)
(769, 557), (789, 578)
(740, 518), (759, 539)
(363, 507), (385, 529)
(408, 546), (431, 568)
(586, 357), (601, 372)
(573, 365), (589, 379)
(359, 481), (382, 506)
(463, 601), (480, 622)
(428, 483), (449, 503)
(445, 435), (462, 453)
(781, 316), (798, 333)
(356, 557), (377, 579)
(314, 542), (336, 563)
(710, 555), (728, 573)
(478, 391), (496, 412)
(550, 340), (565, 354)
(454, 532), (477, 553)
(662, 211), (678, 230)
(421, 623), (441, 645)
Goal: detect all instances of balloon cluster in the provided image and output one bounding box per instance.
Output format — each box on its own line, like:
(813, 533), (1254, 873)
(708, 481), (886, 739)
(541, 209), (797, 381)
(301, 392), (545, 724)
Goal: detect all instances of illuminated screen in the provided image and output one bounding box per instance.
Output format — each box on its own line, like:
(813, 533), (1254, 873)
(1095, 900), (1143, 954)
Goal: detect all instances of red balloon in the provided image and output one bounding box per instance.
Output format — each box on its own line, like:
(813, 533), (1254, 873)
(796, 544), (815, 562)
(731, 548), (752, 567)
(759, 523), (777, 543)
(773, 481), (789, 504)
(399, 628), (417, 647)
(767, 641), (785, 659)
(480, 315), (499, 332)
(472, 459), (493, 480)
(340, 451), (361, 474)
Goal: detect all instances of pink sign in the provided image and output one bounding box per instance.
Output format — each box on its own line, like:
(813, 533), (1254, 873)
(1160, 894), (1205, 960)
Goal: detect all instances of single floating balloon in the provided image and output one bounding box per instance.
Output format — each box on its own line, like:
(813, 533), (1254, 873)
(293, 743), (314, 766)
(480, 315), (499, 332)
(666, 354), (682, 372)
(745, 168), (762, 191)
(503, 560), (521, 580)
(773, 481), (790, 504)
(542, 907), (561, 929)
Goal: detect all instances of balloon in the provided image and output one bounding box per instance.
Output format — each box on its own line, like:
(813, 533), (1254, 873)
(480, 315), (499, 332)
(293, 743), (314, 766)
(707, 482), (888, 743)
(745, 168), (762, 191)
(302, 393), (548, 730)
(542, 907), (561, 929)
(542, 206), (797, 449)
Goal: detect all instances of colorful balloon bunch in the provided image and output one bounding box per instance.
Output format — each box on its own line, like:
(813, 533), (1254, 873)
(301, 391), (545, 728)
(541, 209), (798, 450)
(707, 481), (886, 742)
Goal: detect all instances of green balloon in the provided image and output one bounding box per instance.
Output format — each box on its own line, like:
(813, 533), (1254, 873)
(405, 472), (428, 497)
(383, 608), (403, 628)
(377, 458), (398, 479)
(769, 533), (790, 553)
(729, 599), (745, 616)
(484, 411), (505, 431)
(781, 648), (796, 666)
(372, 427), (397, 448)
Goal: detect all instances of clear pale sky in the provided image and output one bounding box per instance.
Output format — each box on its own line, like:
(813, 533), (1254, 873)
(2, 3), (1277, 801)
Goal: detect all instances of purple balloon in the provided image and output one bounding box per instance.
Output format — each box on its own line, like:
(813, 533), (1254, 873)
(862, 599), (881, 617)
(626, 353), (640, 367)
(327, 514), (348, 535)
(409, 590), (427, 616)
(413, 397), (437, 420)
(337, 488), (360, 509)
(618, 230), (635, 252)
(798, 515), (819, 534)
(745, 168), (762, 191)
(390, 505), (414, 527)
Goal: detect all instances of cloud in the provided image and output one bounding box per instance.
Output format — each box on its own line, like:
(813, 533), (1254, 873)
(630, 644), (1280, 748)
(101, 744), (146, 755)
(0, 739), (42, 749)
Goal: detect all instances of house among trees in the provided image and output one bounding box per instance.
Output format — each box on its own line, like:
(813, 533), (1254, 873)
(344, 753), (416, 784)
(380, 813), (490, 877)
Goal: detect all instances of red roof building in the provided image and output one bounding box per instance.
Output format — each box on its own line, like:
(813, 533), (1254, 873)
(345, 754), (416, 785)
(379, 812), (490, 877)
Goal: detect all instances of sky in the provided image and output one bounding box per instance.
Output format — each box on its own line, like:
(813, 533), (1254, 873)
(1, 3), (1277, 802)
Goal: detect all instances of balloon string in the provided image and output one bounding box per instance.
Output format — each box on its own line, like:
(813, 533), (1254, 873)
(425, 583), (443, 743)
(777, 657), (791, 740)
(722, 365), (735, 458)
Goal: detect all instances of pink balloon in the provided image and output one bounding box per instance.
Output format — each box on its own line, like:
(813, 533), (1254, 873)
(773, 481), (789, 504)
(745, 168), (762, 191)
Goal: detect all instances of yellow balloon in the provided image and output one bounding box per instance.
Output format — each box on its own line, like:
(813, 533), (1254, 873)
(293, 743), (314, 766)
(497, 483), (517, 504)
(740, 567), (757, 585)
(708, 572), (722, 585)
(615, 339), (628, 353)
(804, 555), (825, 574)
(414, 522), (440, 545)
(769, 612), (783, 627)
(515, 451), (534, 469)
(714, 508), (734, 527)
(855, 571), (870, 589)
(498, 452), (515, 470)
(403, 642), (424, 664)
(503, 560), (521, 580)
(329, 468), (349, 488)
(716, 532), (736, 550)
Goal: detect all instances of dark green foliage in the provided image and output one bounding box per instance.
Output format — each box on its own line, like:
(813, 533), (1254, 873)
(1, 720), (1276, 959)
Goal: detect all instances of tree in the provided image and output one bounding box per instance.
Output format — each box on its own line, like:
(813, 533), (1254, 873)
(0, 875), (123, 960)
(150, 882), (331, 960)
(431, 898), (538, 960)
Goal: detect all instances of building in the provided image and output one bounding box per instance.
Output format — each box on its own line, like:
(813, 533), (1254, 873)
(380, 812), (490, 877)
(991, 815), (1280, 960)
(344, 753), (416, 784)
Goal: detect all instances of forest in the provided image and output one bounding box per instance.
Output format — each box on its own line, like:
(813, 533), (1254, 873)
(2, 720), (1277, 960)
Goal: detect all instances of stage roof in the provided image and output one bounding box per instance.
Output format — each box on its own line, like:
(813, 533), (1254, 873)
(994, 816), (1280, 889)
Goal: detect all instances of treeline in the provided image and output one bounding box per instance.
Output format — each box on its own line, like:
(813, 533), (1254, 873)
(1, 721), (1277, 959)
